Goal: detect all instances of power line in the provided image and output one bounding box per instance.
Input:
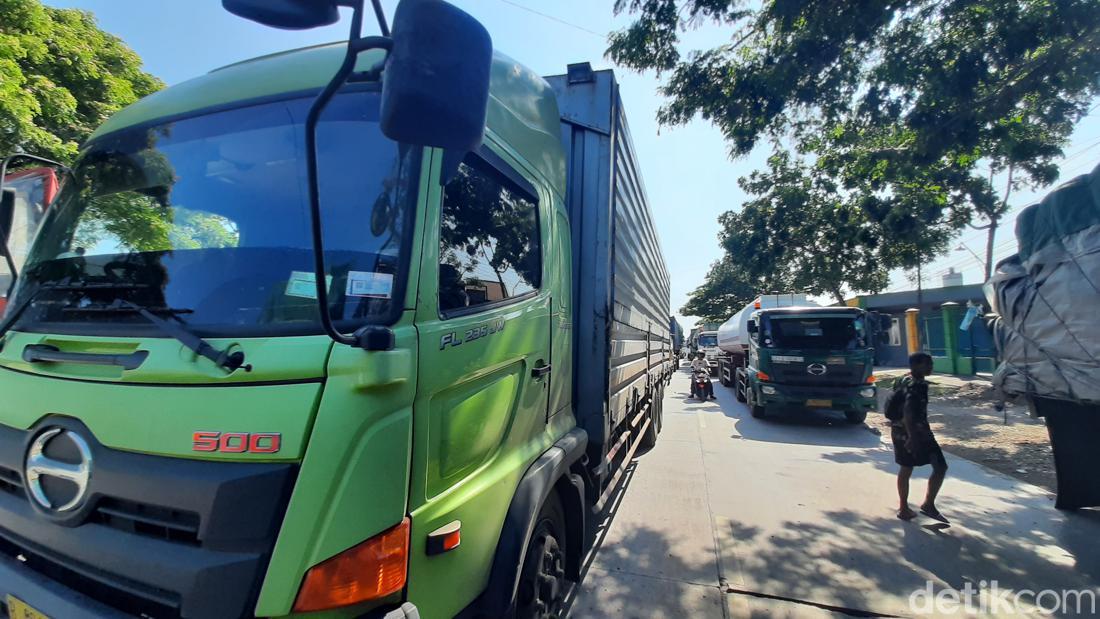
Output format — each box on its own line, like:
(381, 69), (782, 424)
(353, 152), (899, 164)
(490, 0), (607, 38)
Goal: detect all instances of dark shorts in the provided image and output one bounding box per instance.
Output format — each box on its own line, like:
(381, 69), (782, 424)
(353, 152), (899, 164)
(891, 424), (947, 469)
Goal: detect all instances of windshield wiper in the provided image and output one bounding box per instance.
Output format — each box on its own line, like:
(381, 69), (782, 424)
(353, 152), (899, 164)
(118, 300), (251, 373)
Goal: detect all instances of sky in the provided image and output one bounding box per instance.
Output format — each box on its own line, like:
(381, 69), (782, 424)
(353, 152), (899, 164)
(43, 0), (1100, 331)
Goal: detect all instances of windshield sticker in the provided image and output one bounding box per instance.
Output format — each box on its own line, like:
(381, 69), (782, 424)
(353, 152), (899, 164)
(346, 271), (394, 299)
(285, 271), (332, 299)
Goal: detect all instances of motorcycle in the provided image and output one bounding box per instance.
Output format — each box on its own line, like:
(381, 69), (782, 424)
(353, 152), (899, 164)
(691, 369), (714, 400)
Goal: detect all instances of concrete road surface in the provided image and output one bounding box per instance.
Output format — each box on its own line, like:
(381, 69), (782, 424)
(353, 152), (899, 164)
(566, 368), (1100, 618)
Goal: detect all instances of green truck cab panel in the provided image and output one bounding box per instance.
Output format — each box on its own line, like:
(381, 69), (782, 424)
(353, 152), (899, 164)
(401, 135), (573, 618)
(0, 333), (329, 461)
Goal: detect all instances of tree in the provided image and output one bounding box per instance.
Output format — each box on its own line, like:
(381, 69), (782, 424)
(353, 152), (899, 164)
(1, 0), (163, 163)
(680, 254), (780, 322)
(610, 0), (1100, 281)
(723, 151), (904, 304)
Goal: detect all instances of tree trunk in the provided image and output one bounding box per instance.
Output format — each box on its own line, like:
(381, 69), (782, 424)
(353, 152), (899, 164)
(985, 163), (1014, 282)
(916, 262), (923, 308)
(833, 287), (846, 306)
(984, 216), (998, 282)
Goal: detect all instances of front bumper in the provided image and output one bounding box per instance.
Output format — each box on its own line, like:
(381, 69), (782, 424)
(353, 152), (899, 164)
(0, 552), (126, 619)
(757, 383), (875, 412)
(0, 554), (420, 619)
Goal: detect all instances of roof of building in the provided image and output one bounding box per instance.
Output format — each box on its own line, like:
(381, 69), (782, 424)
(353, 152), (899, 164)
(845, 283), (988, 310)
(89, 43), (566, 196)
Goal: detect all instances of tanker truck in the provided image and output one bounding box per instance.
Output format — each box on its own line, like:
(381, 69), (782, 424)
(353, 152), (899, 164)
(716, 294), (879, 423)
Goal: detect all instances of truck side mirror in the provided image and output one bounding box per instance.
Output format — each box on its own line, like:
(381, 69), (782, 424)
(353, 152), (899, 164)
(747, 320), (757, 334)
(222, 0), (340, 29)
(380, 0), (492, 153)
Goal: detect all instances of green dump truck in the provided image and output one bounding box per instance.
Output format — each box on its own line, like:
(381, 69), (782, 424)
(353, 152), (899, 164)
(0, 2), (672, 617)
(717, 295), (878, 423)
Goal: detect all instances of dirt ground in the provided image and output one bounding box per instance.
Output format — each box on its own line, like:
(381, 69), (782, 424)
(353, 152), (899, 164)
(875, 378), (1058, 494)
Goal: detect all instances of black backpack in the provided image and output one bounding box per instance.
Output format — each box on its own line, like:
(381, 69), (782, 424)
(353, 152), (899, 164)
(884, 380), (909, 421)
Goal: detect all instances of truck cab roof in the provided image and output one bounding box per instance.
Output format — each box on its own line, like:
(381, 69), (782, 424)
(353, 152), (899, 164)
(88, 42), (567, 197)
(757, 306), (865, 315)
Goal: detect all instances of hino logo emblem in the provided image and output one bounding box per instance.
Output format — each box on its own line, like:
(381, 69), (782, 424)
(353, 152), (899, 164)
(25, 428), (93, 513)
(807, 363), (828, 376)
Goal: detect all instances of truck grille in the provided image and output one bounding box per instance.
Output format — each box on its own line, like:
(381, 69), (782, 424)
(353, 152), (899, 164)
(92, 498), (201, 546)
(0, 530), (180, 618)
(771, 361), (866, 386)
(0, 465), (21, 495)
(0, 419), (297, 618)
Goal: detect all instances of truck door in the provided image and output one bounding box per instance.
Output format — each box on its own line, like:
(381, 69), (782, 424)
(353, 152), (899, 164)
(407, 148), (552, 616)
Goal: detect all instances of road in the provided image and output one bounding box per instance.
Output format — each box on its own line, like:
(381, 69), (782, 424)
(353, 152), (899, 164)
(566, 366), (1100, 618)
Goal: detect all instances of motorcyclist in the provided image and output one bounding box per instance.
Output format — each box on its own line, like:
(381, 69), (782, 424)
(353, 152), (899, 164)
(690, 352), (715, 399)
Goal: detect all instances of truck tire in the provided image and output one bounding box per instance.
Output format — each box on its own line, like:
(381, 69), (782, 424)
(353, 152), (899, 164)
(640, 399), (658, 449)
(845, 410), (867, 424)
(735, 374), (747, 403)
(751, 403), (766, 419)
(654, 386), (664, 434)
(516, 492), (567, 619)
(719, 365), (732, 387)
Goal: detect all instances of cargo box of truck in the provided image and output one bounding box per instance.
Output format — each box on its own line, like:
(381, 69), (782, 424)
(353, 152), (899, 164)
(547, 64), (673, 501)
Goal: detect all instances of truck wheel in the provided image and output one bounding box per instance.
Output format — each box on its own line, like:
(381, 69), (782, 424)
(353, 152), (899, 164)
(751, 404), (766, 419)
(640, 399), (658, 448)
(655, 387), (664, 434)
(845, 410), (867, 424)
(719, 368), (731, 387)
(735, 376), (747, 403)
(516, 493), (567, 619)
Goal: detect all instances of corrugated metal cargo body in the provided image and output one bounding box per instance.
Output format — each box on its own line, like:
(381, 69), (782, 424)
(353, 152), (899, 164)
(545, 64), (672, 455)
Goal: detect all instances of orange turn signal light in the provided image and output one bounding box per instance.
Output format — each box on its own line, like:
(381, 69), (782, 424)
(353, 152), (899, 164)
(293, 518), (410, 613)
(756, 371), (770, 381)
(866, 375), (877, 384)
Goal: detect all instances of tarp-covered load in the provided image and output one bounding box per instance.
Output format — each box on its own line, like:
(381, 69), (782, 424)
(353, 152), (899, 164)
(985, 162), (1100, 404)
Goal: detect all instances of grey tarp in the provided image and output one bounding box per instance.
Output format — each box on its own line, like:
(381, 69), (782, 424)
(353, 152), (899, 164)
(985, 162), (1100, 404)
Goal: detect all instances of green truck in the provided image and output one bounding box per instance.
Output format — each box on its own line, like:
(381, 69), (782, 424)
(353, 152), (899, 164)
(716, 295), (879, 423)
(0, 2), (673, 618)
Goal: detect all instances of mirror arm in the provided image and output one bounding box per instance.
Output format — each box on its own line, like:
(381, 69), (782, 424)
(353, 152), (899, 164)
(305, 0), (395, 350)
(370, 0), (390, 36)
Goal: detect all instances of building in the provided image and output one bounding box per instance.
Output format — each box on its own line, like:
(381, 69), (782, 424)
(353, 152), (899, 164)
(845, 284), (997, 375)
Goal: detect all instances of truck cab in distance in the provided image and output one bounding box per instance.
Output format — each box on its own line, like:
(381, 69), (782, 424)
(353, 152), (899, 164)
(717, 296), (878, 423)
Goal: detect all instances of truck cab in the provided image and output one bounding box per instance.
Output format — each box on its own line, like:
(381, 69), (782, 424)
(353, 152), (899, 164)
(733, 306), (877, 423)
(697, 331), (720, 375)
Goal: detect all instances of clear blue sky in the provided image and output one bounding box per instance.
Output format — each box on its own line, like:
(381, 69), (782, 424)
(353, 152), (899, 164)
(43, 0), (1100, 330)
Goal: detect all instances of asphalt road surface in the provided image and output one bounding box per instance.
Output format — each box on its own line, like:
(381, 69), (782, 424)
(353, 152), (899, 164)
(566, 366), (1100, 618)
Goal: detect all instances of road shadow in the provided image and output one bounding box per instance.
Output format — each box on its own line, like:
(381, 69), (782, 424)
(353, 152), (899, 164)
(726, 404), (885, 449)
(562, 460), (724, 618)
(716, 505), (1100, 617)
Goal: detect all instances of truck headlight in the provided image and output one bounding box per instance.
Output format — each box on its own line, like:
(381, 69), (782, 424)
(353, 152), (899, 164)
(761, 385), (777, 395)
(860, 387), (875, 398)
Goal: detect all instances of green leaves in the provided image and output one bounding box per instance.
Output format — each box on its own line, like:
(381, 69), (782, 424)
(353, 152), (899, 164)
(612, 0), (1100, 292)
(0, 0), (163, 163)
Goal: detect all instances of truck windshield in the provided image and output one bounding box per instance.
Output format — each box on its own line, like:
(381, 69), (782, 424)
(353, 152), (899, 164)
(9, 90), (419, 337)
(697, 334), (718, 347)
(762, 315), (865, 350)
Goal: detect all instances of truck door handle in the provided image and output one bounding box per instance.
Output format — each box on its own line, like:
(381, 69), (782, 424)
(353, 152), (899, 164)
(23, 344), (149, 370)
(531, 361), (552, 379)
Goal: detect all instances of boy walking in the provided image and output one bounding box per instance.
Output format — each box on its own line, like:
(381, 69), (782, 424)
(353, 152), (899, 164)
(892, 352), (949, 522)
